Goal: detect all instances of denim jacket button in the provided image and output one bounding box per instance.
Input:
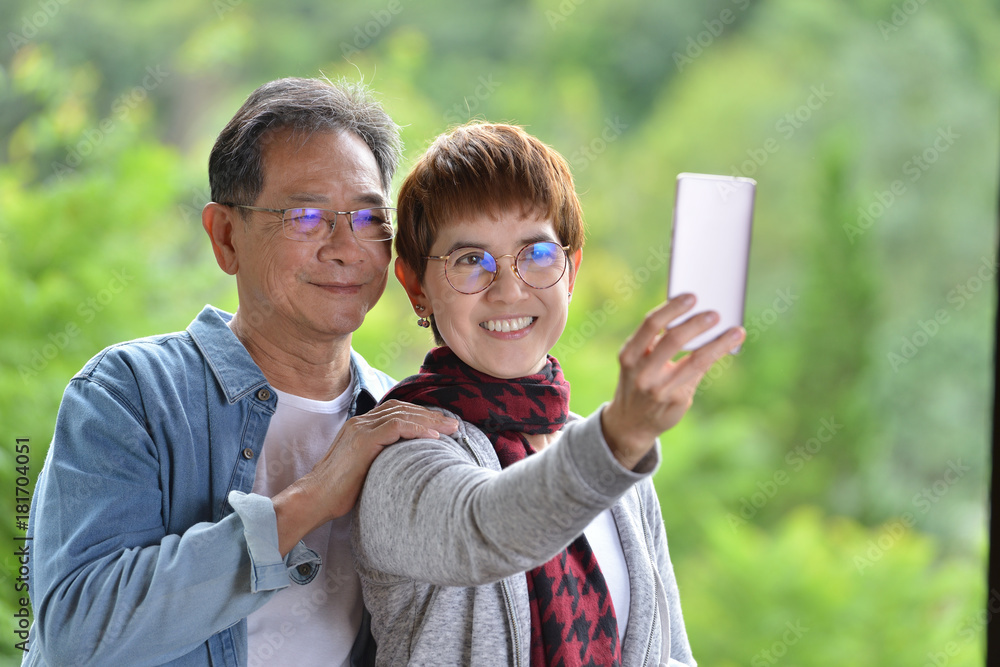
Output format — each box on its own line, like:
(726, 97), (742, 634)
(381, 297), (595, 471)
(242, 448), (254, 460)
(257, 388), (271, 401)
(297, 564), (312, 577)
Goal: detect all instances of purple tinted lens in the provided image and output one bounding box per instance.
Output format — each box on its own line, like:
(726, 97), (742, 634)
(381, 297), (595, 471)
(448, 248), (496, 293)
(524, 242), (558, 268)
(288, 208), (324, 234)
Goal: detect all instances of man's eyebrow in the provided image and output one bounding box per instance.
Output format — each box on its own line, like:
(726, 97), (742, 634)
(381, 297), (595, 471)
(285, 193), (328, 205)
(284, 192), (390, 208)
(354, 192), (391, 208)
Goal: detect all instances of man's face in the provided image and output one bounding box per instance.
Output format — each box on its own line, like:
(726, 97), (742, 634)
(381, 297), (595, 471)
(233, 128), (391, 344)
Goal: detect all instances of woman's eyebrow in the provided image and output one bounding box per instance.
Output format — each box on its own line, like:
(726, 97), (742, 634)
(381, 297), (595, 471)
(517, 233), (559, 246)
(442, 240), (479, 255)
(442, 233), (559, 256)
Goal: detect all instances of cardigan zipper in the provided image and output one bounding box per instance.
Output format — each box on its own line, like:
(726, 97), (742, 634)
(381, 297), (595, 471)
(636, 488), (659, 667)
(463, 434), (523, 666)
(500, 578), (523, 666)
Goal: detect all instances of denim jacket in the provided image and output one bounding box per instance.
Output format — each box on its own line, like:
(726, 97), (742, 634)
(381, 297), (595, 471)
(22, 305), (395, 667)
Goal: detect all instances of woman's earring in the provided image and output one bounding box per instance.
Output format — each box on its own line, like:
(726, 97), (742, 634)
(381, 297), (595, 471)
(415, 305), (430, 328)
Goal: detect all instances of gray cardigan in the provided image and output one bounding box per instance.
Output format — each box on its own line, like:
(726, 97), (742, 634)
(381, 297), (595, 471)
(352, 408), (696, 666)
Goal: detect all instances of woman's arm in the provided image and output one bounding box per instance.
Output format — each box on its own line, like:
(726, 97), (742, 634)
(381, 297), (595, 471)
(353, 409), (655, 586)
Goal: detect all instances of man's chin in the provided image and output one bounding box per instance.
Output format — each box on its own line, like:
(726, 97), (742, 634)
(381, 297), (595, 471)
(305, 309), (369, 339)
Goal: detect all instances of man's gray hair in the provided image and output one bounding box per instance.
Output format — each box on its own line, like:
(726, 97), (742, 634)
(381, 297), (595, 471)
(208, 76), (402, 208)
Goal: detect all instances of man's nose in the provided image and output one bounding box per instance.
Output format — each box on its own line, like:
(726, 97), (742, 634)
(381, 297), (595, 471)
(319, 213), (367, 262)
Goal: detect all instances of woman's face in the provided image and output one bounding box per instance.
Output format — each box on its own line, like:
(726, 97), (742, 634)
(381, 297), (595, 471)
(400, 207), (581, 379)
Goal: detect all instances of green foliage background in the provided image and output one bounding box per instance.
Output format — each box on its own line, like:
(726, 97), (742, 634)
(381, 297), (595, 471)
(1, 0), (997, 663)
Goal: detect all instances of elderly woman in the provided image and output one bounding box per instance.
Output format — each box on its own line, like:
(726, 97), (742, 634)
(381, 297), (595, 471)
(352, 123), (743, 666)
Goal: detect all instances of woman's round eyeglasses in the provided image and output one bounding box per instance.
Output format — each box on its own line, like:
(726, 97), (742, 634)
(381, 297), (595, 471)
(425, 241), (571, 294)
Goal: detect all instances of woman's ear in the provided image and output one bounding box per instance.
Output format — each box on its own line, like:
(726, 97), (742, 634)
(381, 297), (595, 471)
(567, 248), (583, 295)
(394, 257), (430, 313)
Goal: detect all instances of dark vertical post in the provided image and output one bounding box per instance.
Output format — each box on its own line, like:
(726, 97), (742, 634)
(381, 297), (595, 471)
(987, 106), (1000, 666)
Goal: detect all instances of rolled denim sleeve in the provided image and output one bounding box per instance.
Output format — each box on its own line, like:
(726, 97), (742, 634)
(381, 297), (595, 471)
(228, 490), (321, 590)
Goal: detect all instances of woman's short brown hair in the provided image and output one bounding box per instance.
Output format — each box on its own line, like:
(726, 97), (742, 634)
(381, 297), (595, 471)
(395, 122), (584, 280)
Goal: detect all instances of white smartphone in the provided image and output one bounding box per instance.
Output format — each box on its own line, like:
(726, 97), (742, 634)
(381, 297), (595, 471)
(667, 172), (756, 352)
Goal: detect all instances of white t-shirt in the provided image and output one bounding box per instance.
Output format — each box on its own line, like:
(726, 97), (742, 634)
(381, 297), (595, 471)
(246, 385), (357, 667)
(584, 508), (631, 642)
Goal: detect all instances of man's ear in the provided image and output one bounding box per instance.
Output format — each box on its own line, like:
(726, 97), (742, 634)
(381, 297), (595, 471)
(394, 257), (429, 313)
(202, 203), (240, 275)
(567, 247), (583, 294)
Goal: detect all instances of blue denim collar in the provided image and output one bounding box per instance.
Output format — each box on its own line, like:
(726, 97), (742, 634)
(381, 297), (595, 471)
(187, 305), (390, 411)
(187, 306), (270, 404)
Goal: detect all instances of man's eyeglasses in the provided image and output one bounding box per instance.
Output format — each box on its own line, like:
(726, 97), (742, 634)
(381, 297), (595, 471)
(426, 242), (571, 294)
(221, 204), (396, 243)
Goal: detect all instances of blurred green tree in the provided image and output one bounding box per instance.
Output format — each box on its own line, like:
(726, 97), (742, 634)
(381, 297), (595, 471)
(0, 0), (996, 663)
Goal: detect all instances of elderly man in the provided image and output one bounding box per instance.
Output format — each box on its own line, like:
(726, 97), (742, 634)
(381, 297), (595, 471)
(22, 77), (457, 667)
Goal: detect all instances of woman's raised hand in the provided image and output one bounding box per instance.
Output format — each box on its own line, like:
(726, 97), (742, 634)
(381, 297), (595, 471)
(600, 294), (745, 469)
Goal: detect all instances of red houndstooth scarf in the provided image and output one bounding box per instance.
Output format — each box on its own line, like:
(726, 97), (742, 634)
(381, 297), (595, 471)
(382, 346), (622, 666)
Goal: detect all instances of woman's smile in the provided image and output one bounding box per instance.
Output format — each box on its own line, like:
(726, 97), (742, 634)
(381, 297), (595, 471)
(479, 316), (536, 333)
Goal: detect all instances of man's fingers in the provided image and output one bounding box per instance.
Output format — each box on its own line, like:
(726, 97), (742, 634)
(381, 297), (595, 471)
(368, 400), (459, 431)
(352, 400), (460, 447)
(378, 417), (444, 442)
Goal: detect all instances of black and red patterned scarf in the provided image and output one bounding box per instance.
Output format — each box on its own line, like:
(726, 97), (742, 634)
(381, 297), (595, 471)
(382, 346), (622, 666)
